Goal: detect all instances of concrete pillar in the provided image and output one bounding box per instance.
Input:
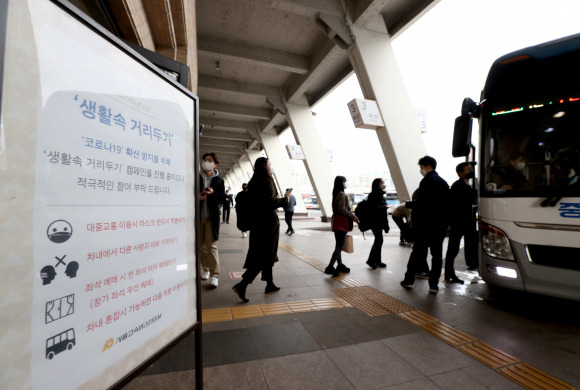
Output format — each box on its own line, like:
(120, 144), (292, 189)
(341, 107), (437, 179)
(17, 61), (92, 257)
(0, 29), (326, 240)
(223, 173), (232, 191)
(347, 15), (427, 201)
(239, 155), (254, 183)
(245, 149), (264, 169)
(233, 164), (246, 192)
(259, 132), (307, 213)
(285, 97), (334, 221)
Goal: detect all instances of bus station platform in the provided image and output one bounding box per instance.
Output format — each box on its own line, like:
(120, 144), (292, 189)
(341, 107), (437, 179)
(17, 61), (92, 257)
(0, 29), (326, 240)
(123, 215), (580, 390)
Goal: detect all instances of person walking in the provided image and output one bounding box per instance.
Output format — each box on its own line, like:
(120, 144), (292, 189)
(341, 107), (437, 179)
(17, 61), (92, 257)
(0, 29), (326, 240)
(444, 162), (478, 283)
(235, 183), (250, 238)
(325, 176), (359, 277)
(232, 158), (289, 303)
(400, 156), (450, 294)
(222, 189), (233, 224)
(199, 153), (225, 289)
(392, 203), (411, 246)
(284, 188), (296, 235)
(366, 178), (390, 269)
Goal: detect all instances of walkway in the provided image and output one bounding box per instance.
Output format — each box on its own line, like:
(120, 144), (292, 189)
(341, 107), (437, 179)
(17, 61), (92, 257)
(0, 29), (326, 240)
(123, 213), (580, 390)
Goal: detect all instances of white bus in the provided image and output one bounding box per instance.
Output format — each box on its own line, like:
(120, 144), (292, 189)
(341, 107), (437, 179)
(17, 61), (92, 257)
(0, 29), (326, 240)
(453, 34), (580, 301)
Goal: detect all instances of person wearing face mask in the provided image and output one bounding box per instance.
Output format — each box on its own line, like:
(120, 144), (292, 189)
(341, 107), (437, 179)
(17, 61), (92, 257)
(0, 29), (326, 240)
(199, 153), (225, 289)
(489, 152), (530, 191)
(444, 162), (479, 283)
(233, 157), (289, 303)
(365, 178), (390, 269)
(401, 156), (450, 294)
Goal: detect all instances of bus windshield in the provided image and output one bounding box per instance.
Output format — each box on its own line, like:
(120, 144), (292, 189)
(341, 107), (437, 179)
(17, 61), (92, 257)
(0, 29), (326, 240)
(482, 95), (580, 197)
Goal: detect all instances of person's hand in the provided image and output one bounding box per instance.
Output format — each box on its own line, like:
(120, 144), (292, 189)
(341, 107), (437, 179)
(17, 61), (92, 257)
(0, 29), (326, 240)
(353, 216), (360, 224)
(199, 192), (207, 201)
(205, 187), (214, 195)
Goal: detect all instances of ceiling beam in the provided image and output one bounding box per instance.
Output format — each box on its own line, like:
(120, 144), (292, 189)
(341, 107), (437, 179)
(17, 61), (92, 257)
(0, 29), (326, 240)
(200, 129), (254, 142)
(199, 146), (243, 156)
(198, 75), (281, 98)
(244, 0), (344, 18)
(199, 138), (247, 149)
(201, 117), (256, 132)
(142, 0), (176, 57)
(200, 101), (272, 121)
(198, 36), (310, 75)
(105, 0), (155, 50)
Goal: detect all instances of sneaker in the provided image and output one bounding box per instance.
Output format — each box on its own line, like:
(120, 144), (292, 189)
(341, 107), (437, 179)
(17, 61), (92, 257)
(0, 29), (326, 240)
(226, 222), (229, 224)
(429, 286), (439, 294)
(400, 281), (414, 290)
(415, 272), (429, 279)
(221, 221), (225, 224)
(209, 276), (218, 288)
(324, 265), (340, 277)
(378, 262), (387, 268)
(405, 242), (414, 247)
(201, 271), (210, 280)
(336, 263), (350, 273)
(444, 277), (464, 284)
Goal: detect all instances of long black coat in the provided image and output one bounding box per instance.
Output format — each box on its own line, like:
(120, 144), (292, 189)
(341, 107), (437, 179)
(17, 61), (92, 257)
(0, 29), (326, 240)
(405, 170), (449, 232)
(367, 190), (390, 233)
(243, 177), (288, 270)
(199, 173), (225, 240)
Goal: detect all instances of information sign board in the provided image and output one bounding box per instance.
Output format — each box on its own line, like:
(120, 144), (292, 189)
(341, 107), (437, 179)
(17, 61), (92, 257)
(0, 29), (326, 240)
(0, 1), (198, 389)
(285, 144), (305, 160)
(347, 98), (385, 129)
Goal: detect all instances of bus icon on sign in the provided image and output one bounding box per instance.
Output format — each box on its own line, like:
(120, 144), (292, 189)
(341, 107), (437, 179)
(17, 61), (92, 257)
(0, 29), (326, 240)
(46, 328), (75, 359)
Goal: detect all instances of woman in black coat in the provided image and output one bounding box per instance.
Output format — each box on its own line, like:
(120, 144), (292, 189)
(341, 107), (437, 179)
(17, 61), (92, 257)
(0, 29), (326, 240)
(233, 157), (289, 303)
(366, 178), (390, 269)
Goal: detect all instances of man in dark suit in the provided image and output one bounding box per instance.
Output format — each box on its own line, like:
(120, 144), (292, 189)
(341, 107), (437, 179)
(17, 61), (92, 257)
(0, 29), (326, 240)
(401, 156), (450, 294)
(222, 189), (233, 224)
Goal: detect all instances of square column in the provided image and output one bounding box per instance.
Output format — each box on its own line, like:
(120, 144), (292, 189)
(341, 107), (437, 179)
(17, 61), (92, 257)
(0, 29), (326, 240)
(239, 155), (254, 183)
(285, 97), (334, 221)
(259, 132), (307, 213)
(347, 15), (427, 200)
(233, 164), (246, 191)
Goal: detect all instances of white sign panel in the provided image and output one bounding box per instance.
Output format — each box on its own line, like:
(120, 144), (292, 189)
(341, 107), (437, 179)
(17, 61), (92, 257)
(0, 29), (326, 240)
(415, 108), (428, 133)
(347, 98), (385, 129)
(0, 1), (197, 389)
(286, 144), (305, 160)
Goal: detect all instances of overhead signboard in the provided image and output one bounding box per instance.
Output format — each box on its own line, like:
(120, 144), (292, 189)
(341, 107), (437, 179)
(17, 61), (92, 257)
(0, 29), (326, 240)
(285, 144), (305, 160)
(347, 98), (385, 129)
(415, 108), (428, 133)
(0, 1), (199, 389)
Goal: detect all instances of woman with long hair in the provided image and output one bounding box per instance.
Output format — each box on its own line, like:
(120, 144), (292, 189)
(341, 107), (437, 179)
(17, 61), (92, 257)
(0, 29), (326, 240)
(366, 178), (390, 269)
(233, 157), (289, 303)
(325, 176), (359, 277)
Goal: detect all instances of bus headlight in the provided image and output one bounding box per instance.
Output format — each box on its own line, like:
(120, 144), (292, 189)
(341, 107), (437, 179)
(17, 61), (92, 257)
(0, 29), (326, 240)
(480, 222), (514, 260)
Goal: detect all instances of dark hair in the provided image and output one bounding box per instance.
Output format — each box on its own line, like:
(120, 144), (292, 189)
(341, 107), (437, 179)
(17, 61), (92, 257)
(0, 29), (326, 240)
(202, 152), (219, 165)
(371, 178), (383, 193)
(249, 157), (269, 189)
(418, 155), (436, 170)
(332, 176), (346, 199)
(242, 183), (247, 186)
(456, 162), (470, 174)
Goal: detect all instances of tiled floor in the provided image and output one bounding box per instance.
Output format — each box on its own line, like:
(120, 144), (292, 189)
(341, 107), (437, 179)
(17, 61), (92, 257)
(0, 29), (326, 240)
(122, 214), (580, 389)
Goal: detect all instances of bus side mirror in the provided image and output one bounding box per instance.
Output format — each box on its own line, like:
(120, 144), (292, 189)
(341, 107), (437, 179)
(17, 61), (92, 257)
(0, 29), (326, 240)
(452, 114), (473, 157)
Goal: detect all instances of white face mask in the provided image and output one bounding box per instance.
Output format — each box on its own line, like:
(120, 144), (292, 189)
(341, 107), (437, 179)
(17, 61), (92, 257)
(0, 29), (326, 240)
(420, 169), (428, 177)
(202, 161), (214, 172)
(269, 166), (275, 175)
(344, 183), (348, 189)
(380, 184), (386, 190)
(515, 162), (526, 171)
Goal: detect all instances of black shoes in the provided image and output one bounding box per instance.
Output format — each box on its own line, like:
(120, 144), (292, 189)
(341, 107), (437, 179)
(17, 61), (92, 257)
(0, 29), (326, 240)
(400, 281), (414, 290)
(366, 260), (377, 270)
(444, 277), (464, 284)
(378, 263), (387, 268)
(232, 283), (249, 303)
(467, 265), (478, 271)
(265, 283), (280, 293)
(336, 263), (350, 273)
(415, 272), (429, 279)
(324, 265), (340, 277)
(429, 286), (439, 294)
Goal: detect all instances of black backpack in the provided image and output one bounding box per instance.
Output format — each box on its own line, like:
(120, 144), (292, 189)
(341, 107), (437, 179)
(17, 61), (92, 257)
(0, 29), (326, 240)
(235, 191), (253, 231)
(354, 199), (372, 232)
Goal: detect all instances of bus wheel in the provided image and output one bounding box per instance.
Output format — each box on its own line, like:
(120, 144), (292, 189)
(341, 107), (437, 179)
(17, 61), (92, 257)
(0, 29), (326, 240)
(67, 342), (73, 350)
(47, 352), (55, 360)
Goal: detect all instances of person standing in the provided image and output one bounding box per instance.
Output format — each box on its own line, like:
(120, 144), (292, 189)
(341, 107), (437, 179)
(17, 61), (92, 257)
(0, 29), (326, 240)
(325, 176), (359, 277)
(284, 188), (296, 235)
(233, 158), (289, 303)
(235, 183), (250, 238)
(392, 203), (412, 246)
(199, 153), (225, 289)
(222, 189), (233, 224)
(366, 178), (390, 269)
(444, 162), (478, 283)
(400, 156), (450, 294)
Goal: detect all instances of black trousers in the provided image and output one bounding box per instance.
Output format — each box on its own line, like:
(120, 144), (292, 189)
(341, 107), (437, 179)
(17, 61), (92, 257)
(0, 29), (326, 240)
(445, 224), (478, 278)
(403, 227), (446, 289)
(392, 216), (408, 241)
(328, 231), (346, 268)
(222, 206), (230, 222)
(284, 211), (294, 232)
(367, 226), (384, 265)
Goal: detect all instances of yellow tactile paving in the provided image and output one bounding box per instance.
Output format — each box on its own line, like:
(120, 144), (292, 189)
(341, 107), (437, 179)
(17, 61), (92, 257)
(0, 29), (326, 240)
(273, 242), (578, 390)
(457, 341), (520, 369)
(202, 308), (233, 323)
(498, 363), (577, 390)
(231, 305), (263, 320)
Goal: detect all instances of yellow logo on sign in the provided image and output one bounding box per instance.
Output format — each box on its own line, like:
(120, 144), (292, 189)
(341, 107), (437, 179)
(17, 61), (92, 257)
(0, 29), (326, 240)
(102, 338), (114, 352)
